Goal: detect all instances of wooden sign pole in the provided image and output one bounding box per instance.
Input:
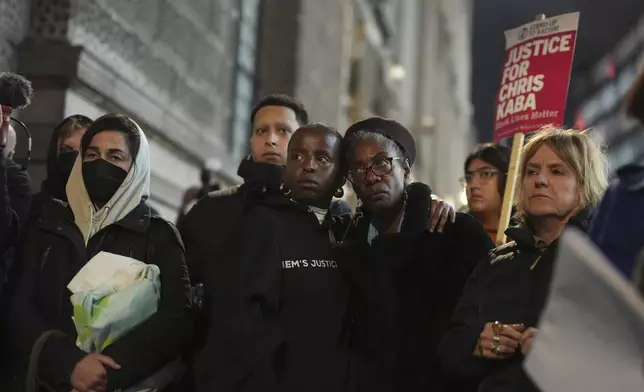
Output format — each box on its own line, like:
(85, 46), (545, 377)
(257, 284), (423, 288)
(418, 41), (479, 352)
(495, 133), (525, 245)
(495, 14), (546, 246)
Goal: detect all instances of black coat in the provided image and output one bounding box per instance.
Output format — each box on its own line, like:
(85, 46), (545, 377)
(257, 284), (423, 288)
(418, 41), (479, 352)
(0, 157), (31, 295)
(191, 192), (351, 392)
(179, 158), (351, 343)
(337, 184), (495, 392)
(180, 158), (352, 391)
(0, 155), (31, 251)
(1, 200), (193, 392)
(437, 209), (593, 392)
(180, 158), (285, 285)
(5, 159), (31, 234)
(0, 154), (17, 249)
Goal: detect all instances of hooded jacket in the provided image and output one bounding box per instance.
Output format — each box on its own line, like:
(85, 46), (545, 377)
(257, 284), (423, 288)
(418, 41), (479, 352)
(65, 122), (151, 244)
(336, 183), (494, 392)
(180, 157), (284, 286)
(191, 191), (352, 392)
(1, 120), (193, 392)
(437, 208), (594, 392)
(180, 156), (351, 286)
(30, 120), (75, 219)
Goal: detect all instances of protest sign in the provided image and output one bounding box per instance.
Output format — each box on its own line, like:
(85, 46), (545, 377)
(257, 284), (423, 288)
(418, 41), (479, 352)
(494, 12), (580, 141)
(525, 228), (644, 392)
(494, 13), (580, 245)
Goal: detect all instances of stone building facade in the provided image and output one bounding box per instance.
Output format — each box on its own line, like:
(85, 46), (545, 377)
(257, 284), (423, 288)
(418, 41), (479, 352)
(2, 0), (352, 219)
(4, 0), (245, 218)
(254, 0), (352, 128)
(345, 0), (475, 207)
(2, 0), (473, 216)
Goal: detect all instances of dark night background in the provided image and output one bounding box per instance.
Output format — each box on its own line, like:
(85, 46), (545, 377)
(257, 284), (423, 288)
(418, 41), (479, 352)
(472, 0), (644, 141)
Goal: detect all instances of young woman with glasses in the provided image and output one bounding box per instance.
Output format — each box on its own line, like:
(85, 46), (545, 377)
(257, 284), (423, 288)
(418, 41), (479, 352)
(336, 117), (494, 392)
(461, 143), (511, 241)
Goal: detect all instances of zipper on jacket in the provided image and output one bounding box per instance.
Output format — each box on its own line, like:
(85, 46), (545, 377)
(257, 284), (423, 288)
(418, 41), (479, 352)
(39, 246), (52, 272)
(58, 276), (65, 319)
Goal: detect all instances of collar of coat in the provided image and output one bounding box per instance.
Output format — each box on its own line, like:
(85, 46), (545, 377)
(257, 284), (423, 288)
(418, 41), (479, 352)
(505, 206), (594, 252)
(39, 198), (153, 236)
(237, 156), (284, 193)
(344, 182), (433, 244)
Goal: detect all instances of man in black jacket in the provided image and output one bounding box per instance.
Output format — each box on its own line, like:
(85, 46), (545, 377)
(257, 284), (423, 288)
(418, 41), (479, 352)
(180, 93), (309, 289)
(178, 94), (310, 390)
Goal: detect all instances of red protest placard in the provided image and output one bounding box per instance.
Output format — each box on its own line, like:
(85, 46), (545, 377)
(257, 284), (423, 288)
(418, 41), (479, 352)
(494, 13), (580, 141)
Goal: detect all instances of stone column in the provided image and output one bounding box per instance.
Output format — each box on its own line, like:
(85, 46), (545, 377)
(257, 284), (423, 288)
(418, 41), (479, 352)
(15, 0), (83, 187)
(254, 0), (302, 99)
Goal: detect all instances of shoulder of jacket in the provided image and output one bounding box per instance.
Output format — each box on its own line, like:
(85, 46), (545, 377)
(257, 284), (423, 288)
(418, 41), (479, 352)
(489, 240), (519, 265)
(207, 185), (241, 198)
(453, 211), (480, 226)
(149, 214), (184, 247)
(36, 198), (70, 221)
(188, 185), (242, 213)
(444, 211), (488, 239)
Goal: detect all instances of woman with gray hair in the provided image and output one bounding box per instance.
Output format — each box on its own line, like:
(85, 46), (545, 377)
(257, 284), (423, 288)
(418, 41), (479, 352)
(337, 117), (494, 392)
(438, 126), (608, 392)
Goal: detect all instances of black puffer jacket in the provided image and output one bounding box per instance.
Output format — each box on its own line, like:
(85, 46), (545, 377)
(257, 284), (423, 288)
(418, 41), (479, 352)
(180, 157), (285, 286)
(437, 209), (593, 392)
(1, 200), (193, 392)
(337, 183), (495, 392)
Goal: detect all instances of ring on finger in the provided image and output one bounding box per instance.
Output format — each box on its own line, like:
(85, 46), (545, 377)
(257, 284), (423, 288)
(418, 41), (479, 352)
(493, 335), (501, 354)
(493, 321), (505, 334)
(492, 340), (501, 355)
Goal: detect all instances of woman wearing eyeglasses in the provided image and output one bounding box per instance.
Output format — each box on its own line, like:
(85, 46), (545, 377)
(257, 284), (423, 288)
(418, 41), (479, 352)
(337, 117), (494, 392)
(461, 143), (511, 241)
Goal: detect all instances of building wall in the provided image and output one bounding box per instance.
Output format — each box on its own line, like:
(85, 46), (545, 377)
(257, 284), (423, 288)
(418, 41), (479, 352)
(574, 14), (644, 170)
(345, 0), (475, 206)
(8, 0), (246, 221)
(415, 0), (474, 206)
(256, 0), (351, 129)
(0, 0), (30, 71)
(66, 0), (242, 216)
(295, 0), (353, 129)
(5, 0), (353, 219)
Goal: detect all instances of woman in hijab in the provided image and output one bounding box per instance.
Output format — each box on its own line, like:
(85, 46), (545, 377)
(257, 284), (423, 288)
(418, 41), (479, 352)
(2, 114), (193, 392)
(30, 114), (93, 217)
(337, 117), (494, 392)
(438, 127), (608, 392)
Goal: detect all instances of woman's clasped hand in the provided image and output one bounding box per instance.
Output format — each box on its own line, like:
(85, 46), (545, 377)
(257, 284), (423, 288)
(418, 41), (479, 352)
(474, 321), (537, 360)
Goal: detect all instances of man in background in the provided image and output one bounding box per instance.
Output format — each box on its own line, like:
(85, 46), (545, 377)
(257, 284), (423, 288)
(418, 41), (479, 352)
(180, 94), (310, 279)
